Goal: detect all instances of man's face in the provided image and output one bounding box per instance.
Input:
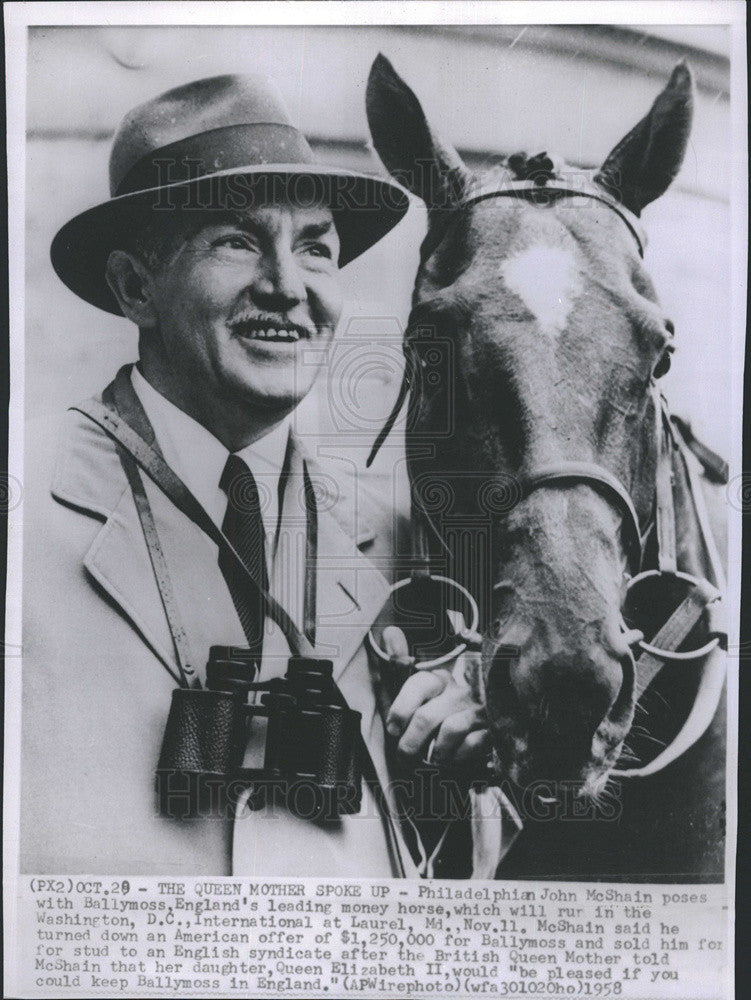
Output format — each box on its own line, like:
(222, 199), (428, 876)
(144, 201), (343, 413)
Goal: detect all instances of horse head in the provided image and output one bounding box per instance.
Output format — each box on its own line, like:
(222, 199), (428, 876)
(367, 55), (696, 797)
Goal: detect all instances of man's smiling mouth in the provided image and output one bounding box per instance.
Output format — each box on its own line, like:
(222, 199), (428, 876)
(230, 318), (314, 343)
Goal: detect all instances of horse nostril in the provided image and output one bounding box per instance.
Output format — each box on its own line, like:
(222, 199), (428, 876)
(483, 636), (634, 774)
(532, 648), (626, 739)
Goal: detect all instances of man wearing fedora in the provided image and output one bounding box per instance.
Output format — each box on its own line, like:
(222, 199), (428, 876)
(20, 73), (491, 876)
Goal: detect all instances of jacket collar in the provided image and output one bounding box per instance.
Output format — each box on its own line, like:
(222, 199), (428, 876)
(51, 399), (389, 684)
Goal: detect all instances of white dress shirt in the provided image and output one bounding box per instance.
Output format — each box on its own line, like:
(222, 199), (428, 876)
(131, 365), (290, 559)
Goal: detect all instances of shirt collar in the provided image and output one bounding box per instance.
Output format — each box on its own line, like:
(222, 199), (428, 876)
(130, 365), (290, 537)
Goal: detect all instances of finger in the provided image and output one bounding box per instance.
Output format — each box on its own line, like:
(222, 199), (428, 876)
(432, 707), (487, 762)
(458, 627), (484, 648)
(386, 669), (450, 737)
(621, 627), (644, 647)
(382, 626), (411, 663)
(453, 650), (483, 689)
(396, 684), (459, 757)
(446, 609), (466, 634)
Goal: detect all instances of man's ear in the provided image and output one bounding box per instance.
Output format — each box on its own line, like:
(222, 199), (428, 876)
(594, 62), (694, 216)
(366, 53), (470, 210)
(105, 250), (159, 327)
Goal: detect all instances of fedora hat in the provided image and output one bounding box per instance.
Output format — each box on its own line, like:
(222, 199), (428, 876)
(50, 74), (410, 315)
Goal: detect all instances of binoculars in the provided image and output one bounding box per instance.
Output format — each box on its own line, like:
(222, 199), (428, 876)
(156, 647), (363, 822)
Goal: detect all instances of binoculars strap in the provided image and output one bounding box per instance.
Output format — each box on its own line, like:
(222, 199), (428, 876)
(118, 444), (196, 687)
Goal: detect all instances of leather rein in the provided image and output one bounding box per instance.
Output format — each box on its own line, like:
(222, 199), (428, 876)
(367, 178), (727, 778)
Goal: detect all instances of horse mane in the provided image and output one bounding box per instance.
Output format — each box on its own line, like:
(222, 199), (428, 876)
(505, 151), (559, 184)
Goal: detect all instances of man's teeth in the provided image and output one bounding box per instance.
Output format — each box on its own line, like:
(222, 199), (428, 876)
(239, 325), (302, 341)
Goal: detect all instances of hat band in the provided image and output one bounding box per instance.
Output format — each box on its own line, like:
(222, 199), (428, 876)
(113, 123), (317, 197)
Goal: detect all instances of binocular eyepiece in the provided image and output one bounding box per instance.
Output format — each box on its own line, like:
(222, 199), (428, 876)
(156, 648), (362, 822)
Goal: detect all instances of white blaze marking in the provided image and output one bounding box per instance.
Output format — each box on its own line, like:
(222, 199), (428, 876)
(500, 245), (581, 336)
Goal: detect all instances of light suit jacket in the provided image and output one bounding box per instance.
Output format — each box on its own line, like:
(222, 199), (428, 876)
(20, 393), (415, 876)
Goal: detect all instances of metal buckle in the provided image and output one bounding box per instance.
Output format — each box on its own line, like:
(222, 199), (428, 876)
(622, 569), (721, 662)
(368, 574), (480, 672)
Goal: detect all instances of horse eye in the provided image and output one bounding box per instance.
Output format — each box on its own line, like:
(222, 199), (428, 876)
(653, 345), (673, 379)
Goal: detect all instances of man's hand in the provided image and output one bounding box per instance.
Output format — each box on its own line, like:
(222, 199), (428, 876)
(381, 626), (490, 766)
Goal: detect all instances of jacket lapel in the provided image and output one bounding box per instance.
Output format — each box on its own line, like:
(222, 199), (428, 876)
(291, 437), (390, 681)
(53, 406), (245, 683)
(81, 483), (182, 677)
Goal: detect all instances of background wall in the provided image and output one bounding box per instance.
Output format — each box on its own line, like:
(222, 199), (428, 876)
(25, 24), (732, 463)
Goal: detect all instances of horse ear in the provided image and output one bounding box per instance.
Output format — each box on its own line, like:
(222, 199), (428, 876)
(366, 53), (469, 209)
(594, 62), (694, 215)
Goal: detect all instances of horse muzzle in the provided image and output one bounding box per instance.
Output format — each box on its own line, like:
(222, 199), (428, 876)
(482, 627), (637, 791)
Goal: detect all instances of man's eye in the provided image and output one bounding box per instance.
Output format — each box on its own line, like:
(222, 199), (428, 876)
(301, 243), (332, 259)
(216, 235), (255, 250)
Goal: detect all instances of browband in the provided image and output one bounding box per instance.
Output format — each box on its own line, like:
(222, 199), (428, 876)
(458, 179), (647, 257)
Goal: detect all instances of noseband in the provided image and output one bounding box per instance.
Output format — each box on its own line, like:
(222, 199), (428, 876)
(367, 178), (726, 778)
(519, 462), (643, 574)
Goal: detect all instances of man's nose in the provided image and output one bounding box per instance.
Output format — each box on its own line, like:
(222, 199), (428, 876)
(252, 249), (306, 311)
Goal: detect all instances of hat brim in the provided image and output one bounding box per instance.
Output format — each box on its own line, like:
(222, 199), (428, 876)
(50, 166), (411, 316)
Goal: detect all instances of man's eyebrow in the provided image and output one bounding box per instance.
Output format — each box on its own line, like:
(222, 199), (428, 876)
(207, 214), (334, 239)
(297, 219), (335, 240)
(225, 212), (259, 233)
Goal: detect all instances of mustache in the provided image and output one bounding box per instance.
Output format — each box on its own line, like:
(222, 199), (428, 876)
(227, 312), (318, 338)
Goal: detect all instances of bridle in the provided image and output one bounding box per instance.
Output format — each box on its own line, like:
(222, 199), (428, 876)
(368, 176), (727, 779)
(368, 176), (648, 466)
